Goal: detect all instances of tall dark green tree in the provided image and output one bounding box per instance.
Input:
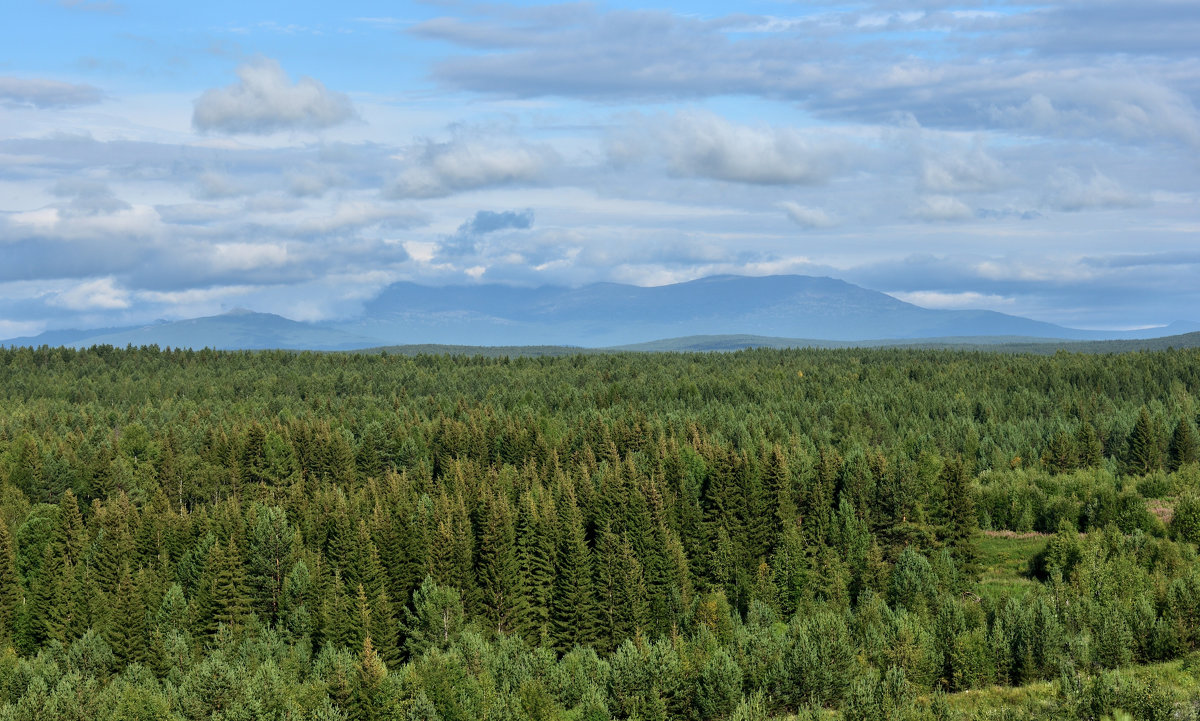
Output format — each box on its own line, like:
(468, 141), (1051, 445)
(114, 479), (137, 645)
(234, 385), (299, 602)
(0, 522), (21, 644)
(1127, 407), (1166, 475)
(474, 490), (524, 636)
(551, 486), (597, 651)
(942, 456), (979, 577)
(1169, 418), (1199, 470)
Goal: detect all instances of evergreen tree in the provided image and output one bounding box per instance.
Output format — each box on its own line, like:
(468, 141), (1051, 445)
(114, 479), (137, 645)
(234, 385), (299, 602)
(1076, 421), (1104, 467)
(942, 456), (979, 576)
(0, 522), (21, 645)
(475, 490), (523, 636)
(515, 490), (554, 645)
(1043, 430), (1077, 474)
(1169, 418), (1199, 470)
(25, 543), (68, 648)
(1127, 407), (1166, 474)
(105, 566), (149, 666)
(551, 487), (597, 651)
(351, 636), (388, 721)
(246, 504), (295, 625)
(370, 587), (401, 668)
(200, 535), (250, 643)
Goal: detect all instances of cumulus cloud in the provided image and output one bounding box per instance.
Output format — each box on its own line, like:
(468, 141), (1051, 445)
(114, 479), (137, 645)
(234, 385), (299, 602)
(49, 277), (131, 310)
(781, 202), (835, 229)
(612, 111), (844, 185)
(0, 77), (103, 108)
(1046, 168), (1147, 212)
(387, 138), (556, 199)
(193, 57), (356, 135)
(910, 195), (974, 221)
(919, 140), (1010, 194)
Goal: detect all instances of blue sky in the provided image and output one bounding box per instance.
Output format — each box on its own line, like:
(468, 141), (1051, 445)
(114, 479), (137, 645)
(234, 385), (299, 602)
(1, 0), (1199, 337)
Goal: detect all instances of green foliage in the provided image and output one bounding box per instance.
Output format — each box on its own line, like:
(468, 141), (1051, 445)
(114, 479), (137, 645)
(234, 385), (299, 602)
(0, 345), (1197, 718)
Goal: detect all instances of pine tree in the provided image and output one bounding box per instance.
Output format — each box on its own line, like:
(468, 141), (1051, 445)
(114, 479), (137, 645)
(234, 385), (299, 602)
(201, 535), (250, 643)
(25, 544), (68, 648)
(1043, 430), (1077, 474)
(515, 490), (554, 645)
(370, 587), (401, 668)
(351, 636), (388, 721)
(1076, 421), (1104, 467)
(595, 525), (650, 652)
(1127, 407), (1166, 474)
(551, 487), (596, 651)
(475, 490), (524, 636)
(942, 456), (979, 577)
(403, 576), (464, 658)
(319, 570), (355, 651)
(0, 522), (21, 645)
(1169, 418), (1199, 470)
(55, 490), (86, 566)
(246, 504), (295, 626)
(105, 566), (149, 666)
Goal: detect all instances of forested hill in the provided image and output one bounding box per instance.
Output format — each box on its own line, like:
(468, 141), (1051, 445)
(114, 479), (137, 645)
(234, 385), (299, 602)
(0, 345), (1199, 719)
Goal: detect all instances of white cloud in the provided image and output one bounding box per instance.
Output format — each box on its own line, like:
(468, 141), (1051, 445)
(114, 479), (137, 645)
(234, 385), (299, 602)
(919, 141), (1009, 194)
(1047, 168), (1146, 212)
(910, 195), (973, 221)
(49, 277), (130, 310)
(387, 138), (556, 198)
(620, 111), (843, 185)
(781, 202), (835, 229)
(889, 290), (1015, 310)
(193, 57), (356, 135)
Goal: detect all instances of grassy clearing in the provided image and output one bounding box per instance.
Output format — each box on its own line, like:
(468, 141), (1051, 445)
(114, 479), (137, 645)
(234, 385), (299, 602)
(975, 533), (1046, 600)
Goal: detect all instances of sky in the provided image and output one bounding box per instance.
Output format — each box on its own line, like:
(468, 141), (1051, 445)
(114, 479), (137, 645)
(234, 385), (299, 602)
(1, 0), (1199, 337)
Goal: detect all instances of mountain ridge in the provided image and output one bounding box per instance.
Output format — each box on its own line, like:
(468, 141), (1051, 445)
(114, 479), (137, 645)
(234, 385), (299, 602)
(3, 274), (1195, 350)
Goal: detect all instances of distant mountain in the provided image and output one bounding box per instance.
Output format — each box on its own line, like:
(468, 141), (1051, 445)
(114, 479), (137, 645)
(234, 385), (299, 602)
(3, 275), (1196, 350)
(349, 274), (1121, 346)
(2, 309), (376, 351)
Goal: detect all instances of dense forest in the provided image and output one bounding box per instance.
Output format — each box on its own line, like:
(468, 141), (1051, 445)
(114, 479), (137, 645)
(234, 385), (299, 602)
(0, 344), (1199, 720)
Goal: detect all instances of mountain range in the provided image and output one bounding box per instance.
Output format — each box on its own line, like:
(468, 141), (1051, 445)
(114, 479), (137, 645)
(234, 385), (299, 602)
(3, 275), (1197, 351)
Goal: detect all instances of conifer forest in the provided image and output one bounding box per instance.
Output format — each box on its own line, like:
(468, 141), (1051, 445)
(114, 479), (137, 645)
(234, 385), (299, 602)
(2, 344), (1200, 720)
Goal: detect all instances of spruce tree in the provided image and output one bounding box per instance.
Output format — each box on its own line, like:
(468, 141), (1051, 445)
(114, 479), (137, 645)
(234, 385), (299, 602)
(1169, 418), (1199, 470)
(0, 522), (21, 645)
(246, 504), (294, 626)
(475, 490), (523, 636)
(551, 487), (597, 651)
(26, 544), (68, 648)
(1076, 421), (1104, 467)
(201, 535), (250, 643)
(369, 587), (401, 668)
(1127, 407), (1166, 474)
(351, 636), (388, 721)
(106, 566), (149, 666)
(942, 456), (979, 577)
(515, 490), (553, 645)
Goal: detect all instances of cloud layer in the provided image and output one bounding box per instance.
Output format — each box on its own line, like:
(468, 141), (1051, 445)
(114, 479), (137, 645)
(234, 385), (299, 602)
(0, 1), (1197, 336)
